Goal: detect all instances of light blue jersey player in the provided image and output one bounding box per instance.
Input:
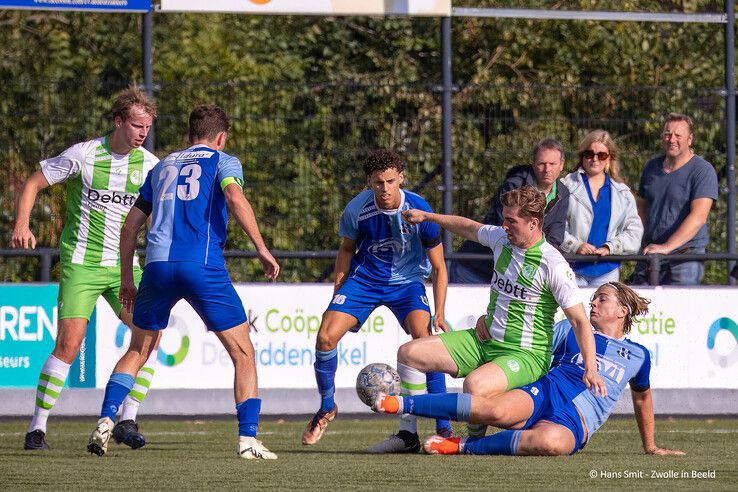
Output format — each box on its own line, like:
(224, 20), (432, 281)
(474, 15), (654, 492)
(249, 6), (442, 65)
(87, 105), (281, 460)
(302, 149), (451, 453)
(372, 282), (685, 457)
(339, 188), (437, 286)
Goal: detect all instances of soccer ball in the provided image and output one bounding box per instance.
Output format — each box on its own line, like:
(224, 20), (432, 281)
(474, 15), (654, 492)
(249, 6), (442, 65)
(355, 362), (401, 407)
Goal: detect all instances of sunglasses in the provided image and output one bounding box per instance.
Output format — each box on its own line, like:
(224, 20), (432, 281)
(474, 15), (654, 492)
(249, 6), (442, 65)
(582, 150), (610, 160)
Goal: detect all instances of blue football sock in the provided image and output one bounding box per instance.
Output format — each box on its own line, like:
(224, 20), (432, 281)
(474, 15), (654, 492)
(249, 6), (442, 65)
(100, 373), (135, 421)
(463, 430), (522, 455)
(425, 371), (451, 433)
(236, 398), (261, 437)
(401, 393), (472, 422)
(314, 348), (338, 412)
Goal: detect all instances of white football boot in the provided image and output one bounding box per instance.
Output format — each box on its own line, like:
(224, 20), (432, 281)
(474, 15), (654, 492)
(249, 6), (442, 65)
(87, 417), (114, 456)
(237, 436), (277, 460)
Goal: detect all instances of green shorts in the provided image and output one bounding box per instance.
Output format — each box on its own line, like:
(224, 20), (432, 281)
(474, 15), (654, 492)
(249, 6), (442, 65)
(438, 328), (549, 390)
(58, 263), (142, 320)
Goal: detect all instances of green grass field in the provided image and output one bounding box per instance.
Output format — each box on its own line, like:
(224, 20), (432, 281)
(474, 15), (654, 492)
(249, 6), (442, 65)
(1, 416), (736, 490)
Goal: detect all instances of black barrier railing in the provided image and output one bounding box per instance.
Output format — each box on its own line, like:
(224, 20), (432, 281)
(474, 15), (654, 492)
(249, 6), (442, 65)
(3, 248), (738, 287)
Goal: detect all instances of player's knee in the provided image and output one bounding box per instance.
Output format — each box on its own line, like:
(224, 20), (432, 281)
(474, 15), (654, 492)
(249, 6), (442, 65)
(462, 374), (484, 395)
(522, 433), (569, 456)
(315, 330), (339, 351)
(131, 350), (152, 368)
(226, 345), (254, 366)
(405, 318), (431, 339)
(462, 372), (501, 398)
(397, 341), (421, 367)
(52, 339), (82, 363)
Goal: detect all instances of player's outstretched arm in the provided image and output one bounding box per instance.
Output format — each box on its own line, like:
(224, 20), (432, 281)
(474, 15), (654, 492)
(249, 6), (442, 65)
(119, 204), (149, 313)
(563, 303), (607, 398)
(426, 243), (449, 333)
(224, 183), (279, 280)
(402, 209), (483, 242)
(11, 171), (50, 249)
(631, 387), (686, 455)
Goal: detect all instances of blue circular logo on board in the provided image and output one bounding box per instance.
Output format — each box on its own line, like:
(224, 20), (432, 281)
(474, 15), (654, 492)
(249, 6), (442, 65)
(706, 318), (738, 368)
(115, 315), (189, 367)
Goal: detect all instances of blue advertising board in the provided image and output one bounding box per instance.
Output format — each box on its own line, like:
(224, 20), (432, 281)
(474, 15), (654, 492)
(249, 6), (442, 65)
(0, 0), (150, 13)
(0, 284), (95, 388)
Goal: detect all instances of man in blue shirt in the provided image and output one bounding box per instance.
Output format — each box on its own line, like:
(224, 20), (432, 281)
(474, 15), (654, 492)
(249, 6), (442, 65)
(370, 282), (685, 457)
(302, 149), (450, 453)
(86, 105), (280, 460)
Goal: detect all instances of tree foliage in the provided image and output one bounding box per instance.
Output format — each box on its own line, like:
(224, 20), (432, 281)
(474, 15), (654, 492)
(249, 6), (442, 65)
(1, 1), (734, 283)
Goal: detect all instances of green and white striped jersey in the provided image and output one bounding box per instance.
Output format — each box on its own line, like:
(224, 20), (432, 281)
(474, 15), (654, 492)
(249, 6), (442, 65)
(40, 136), (159, 267)
(479, 225), (582, 359)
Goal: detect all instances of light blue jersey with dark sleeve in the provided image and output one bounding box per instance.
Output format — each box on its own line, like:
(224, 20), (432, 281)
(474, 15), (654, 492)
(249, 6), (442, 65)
(138, 145), (244, 268)
(546, 320), (651, 440)
(338, 189), (441, 285)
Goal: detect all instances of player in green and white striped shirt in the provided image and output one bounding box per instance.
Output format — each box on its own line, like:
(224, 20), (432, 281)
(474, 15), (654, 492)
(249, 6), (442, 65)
(399, 186), (606, 440)
(11, 86), (161, 451)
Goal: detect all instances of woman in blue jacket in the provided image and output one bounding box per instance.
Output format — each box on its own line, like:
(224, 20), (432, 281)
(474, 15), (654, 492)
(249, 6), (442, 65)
(560, 130), (643, 287)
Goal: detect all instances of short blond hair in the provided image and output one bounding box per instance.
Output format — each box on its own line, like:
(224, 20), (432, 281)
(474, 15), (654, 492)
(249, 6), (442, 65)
(111, 84), (157, 121)
(500, 185), (546, 224)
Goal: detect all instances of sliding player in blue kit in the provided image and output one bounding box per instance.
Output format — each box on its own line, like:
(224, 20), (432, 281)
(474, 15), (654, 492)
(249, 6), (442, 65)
(371, 282), (685, 457)
(86, 105), (280, 459)
(302, 149), (451, 453)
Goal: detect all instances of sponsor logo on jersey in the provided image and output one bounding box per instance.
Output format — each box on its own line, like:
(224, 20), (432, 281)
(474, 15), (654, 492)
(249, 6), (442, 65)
(573, 353), (625, 383)
(367, 238), (404, 261)
(530, 386), (539, 396)
(177, 151), (214, 160)
(129, 170), (143, 186)
(506, 359), (520, 372)
(87, 188), (136, 207)
(617, 347), (631, 360)
(491, 270), (529, 300)
(521, 263), (537, 280)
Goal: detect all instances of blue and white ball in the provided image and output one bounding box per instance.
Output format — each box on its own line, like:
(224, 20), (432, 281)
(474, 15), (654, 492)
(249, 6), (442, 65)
(355, 362), (401, 406)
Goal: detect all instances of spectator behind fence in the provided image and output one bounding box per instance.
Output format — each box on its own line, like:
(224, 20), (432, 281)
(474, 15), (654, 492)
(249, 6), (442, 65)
(560, 130), (643, 287)
(449, 138), (570, 284)
(633, 113), (718, 285)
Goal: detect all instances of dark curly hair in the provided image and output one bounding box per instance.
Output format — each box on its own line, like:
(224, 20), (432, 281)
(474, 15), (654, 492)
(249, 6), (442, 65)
(362, 149), (406, 177)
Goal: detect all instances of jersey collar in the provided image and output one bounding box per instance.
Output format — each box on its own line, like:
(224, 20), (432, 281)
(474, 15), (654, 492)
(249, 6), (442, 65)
(374, 189), (406, 214)
(595, 329), (626, 341)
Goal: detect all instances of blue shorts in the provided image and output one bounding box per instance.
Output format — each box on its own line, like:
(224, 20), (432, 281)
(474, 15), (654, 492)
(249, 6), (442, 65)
(133, 261), (247, 332)
(518, 376), (586, 455)
(325, 277), (430, 331)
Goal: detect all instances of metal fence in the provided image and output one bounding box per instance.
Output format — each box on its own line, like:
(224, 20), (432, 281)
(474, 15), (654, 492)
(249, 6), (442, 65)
(1, 80), (734, 283)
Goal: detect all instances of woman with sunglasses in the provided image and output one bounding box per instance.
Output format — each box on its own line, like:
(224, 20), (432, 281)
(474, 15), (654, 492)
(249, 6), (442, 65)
(560, 130), (643, 287)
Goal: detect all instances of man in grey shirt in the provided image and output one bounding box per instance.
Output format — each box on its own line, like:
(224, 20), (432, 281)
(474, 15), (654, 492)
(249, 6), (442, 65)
(633, 112), (718, 285)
